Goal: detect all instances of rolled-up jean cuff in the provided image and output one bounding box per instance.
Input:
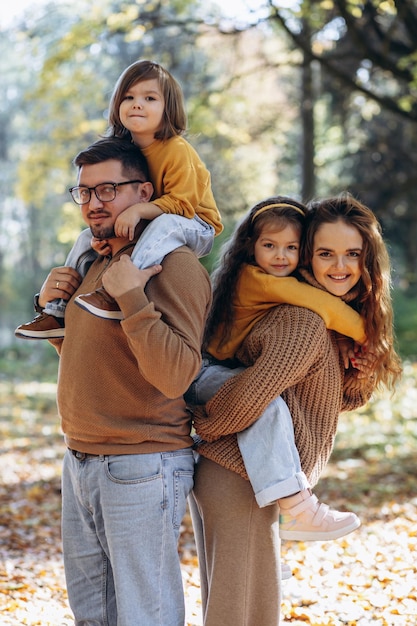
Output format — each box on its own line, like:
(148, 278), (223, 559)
(255, 471), (310, 508)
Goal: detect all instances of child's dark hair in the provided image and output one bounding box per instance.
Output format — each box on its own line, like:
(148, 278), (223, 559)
(107, 60), (187, 141)
(204, 196), (307, 352)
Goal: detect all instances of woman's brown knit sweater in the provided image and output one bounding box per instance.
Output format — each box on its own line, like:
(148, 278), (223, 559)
(193, 304), (374, 487)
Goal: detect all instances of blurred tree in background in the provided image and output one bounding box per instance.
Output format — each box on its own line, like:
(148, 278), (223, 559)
(1, 0), (416, 375)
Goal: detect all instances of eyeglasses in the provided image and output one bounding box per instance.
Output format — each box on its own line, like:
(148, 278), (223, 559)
(69, 180), (145, 205)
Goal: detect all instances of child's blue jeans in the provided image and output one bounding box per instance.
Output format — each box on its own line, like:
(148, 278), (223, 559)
(186, 358), (310, 507)
(44, 214), (214, 317)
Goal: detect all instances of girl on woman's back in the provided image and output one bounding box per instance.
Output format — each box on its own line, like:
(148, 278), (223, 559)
(190, 193), (402, 626)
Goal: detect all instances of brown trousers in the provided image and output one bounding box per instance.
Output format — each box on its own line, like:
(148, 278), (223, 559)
(189, 455), (282, 626)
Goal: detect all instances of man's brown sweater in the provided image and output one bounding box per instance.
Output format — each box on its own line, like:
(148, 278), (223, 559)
(53, 245), (211, 455)
(194, 304), (374, 487)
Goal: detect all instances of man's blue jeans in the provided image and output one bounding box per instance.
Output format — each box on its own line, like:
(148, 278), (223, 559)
(62, 448), (194, 626)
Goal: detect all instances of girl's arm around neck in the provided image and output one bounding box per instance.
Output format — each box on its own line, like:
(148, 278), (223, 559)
(114, 202), (164, 240)
(247, 266), (366, 344)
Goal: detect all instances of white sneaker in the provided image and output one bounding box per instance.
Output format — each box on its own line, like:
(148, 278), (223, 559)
(279, 489), (360, 541)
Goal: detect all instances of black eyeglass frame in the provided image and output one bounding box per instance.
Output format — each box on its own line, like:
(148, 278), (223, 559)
(68, 180), (145, 205)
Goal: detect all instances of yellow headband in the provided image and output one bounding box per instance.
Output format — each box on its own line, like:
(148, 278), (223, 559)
(251, 202), (305, 222)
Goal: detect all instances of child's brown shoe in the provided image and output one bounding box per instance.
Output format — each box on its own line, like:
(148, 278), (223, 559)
(15, 313), (65, 339)
(75, 287), (123, 320)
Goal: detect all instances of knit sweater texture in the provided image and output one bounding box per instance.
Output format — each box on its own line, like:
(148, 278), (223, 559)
(208, 264), (366, 361)
(142, 136), (223, 235)
(194, 304), (374, 487)
(54, 244), (211, 455)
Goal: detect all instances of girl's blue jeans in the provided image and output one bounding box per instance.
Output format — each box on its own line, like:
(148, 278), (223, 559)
(186, 358), (310, 507)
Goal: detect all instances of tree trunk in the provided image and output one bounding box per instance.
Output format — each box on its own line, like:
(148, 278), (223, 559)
(300, 21), (315, 202)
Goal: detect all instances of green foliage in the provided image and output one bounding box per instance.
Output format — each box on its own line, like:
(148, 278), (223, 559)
(199, 218), (237, 275)
(2, 0), (417, 350)
(329, 361), (417, 465)
(392, 288), (417, 360)
(0, 342), (59, 384)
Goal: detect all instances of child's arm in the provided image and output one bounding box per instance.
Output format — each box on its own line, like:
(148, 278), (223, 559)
(114, 202), (164, 240)
(144, 137), (223, 235)
(247, 266), (367, 344)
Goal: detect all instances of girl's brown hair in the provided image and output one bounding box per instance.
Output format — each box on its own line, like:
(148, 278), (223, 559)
(204, 196), (307, 353)
(303, 192), (402, 389)
(107, 60), (187, 141)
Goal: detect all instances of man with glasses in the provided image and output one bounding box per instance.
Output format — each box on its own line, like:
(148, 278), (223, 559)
(15, 168), (150, 336)
(21, 137), (211, 625)
(15, 138), (215, 337)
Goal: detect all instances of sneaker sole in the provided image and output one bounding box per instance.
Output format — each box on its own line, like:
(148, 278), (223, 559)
(74, 296), (124, 320)
(15, 329), (65, 339)
(280, 517), (361, 541)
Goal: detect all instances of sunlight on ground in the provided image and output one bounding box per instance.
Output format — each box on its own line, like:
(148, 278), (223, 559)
(1, 374), (417, 624)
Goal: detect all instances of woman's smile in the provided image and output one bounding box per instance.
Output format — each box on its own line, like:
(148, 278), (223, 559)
(311, 220), (363, 296)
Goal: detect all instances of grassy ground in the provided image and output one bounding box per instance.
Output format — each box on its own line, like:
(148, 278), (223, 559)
(0, 364), (416, 625)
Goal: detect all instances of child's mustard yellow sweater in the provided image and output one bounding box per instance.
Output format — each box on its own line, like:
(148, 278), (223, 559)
(142, 136), (223, 235)
(207, 264), (366, 361)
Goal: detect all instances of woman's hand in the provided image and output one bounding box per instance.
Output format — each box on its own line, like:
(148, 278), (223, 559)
(336, 336), (355, 369)
(349, 345), (377, 380)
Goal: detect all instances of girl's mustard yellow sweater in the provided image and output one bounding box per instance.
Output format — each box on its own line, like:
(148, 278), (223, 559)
(207, 264), (366, 361)
(142, 136), (223, 235)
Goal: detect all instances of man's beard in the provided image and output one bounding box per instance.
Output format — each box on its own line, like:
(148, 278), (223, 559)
(90, 225), (116, 240)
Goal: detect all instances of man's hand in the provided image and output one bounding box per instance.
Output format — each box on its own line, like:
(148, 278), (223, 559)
(39, 267), (82, 308)
(102, 254), (162, 298)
